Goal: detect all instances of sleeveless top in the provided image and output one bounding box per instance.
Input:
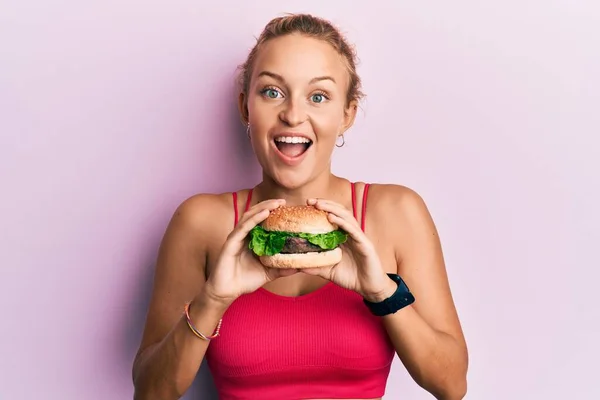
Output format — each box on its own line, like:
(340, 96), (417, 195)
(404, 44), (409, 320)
(205, 182), (395, 399)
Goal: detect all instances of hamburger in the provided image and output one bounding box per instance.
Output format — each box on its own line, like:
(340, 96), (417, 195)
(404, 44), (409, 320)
(248, 205), (348, 269)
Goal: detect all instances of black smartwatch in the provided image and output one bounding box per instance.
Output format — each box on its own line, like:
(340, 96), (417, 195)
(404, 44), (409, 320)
(363, 273), (415, 317)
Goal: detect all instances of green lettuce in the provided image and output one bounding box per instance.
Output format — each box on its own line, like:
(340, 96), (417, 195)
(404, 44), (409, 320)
(248, 225), (348, 257)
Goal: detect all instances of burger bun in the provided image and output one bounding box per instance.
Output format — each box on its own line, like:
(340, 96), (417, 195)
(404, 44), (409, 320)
(261, 205), (337, 234)
(259, 247), (342, 269)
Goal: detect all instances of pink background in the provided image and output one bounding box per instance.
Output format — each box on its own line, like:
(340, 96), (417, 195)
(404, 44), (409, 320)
(1, 1), (598, 399)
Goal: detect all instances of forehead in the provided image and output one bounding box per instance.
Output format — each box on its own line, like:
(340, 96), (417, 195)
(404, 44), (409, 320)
(252, 33), (348, 85)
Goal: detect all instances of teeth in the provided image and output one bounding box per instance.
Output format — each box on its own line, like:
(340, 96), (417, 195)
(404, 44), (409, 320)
(274, 136), (311, 144)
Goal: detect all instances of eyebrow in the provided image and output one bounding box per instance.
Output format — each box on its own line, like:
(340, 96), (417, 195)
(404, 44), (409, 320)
(257, 70), (336, 84)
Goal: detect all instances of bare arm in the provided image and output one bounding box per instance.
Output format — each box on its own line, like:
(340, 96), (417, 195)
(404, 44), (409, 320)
(131, 194), (292, 399)
(379, 186), (469, 400)
(132, 195), (228, 400)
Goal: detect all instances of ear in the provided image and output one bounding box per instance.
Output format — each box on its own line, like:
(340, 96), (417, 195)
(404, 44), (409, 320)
(340, 100), (358, 134)
(238, 92), (249, 125)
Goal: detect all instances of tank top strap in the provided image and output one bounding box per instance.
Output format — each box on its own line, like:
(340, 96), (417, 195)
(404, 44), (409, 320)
(351, 182), (358, 220)
(245, 188), (253, 212)
(360, 183), (370, 232)
(232, 191), (239, 228)
(350, 182), (370, 232)
(232, 189), (254, 228)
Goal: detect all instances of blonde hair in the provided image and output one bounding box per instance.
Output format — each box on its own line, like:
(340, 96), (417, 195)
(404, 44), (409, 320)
(239, 13), (364, 107)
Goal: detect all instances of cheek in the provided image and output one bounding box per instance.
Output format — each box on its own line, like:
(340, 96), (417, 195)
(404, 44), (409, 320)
(248, 99), (281, 122)
(247, 100), (274, 132)
(247, 98), (263, 120)
(312, 108), (345, 137)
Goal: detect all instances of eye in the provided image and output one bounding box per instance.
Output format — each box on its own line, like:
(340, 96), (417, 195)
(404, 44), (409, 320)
(261, 87), (283, 99)
(310, 92), (328, 103)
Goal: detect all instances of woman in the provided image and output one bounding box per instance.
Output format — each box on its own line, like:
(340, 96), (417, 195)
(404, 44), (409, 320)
(132, 13), (468, 400)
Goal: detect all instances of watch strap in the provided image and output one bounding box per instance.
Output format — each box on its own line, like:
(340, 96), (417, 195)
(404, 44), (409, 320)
(363, 273), (415, 316)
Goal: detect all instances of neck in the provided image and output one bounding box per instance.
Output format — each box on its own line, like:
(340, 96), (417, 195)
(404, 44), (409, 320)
(255, 169), (346, 206)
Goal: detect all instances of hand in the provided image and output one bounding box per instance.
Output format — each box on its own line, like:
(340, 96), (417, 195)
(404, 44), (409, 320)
(302, 198), (397, 302)
(203, 199), (300, 306)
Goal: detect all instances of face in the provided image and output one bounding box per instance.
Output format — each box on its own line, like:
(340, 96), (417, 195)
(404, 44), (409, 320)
(240, 33), (357, 189)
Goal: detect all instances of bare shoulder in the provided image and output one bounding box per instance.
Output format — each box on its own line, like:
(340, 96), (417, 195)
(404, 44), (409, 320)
(367, 183), (427, 208)
(169, 191), (235, 243)
(173, 191), (234, 225)
(365, 183), (442, 267)
(169, 191), (241, 268)
(366, 183), (434, 234)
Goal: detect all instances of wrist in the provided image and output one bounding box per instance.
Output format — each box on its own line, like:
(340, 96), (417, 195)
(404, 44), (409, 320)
(196, 284), (235, 313)
(363, 273), (416, 317)
(362, 277), (398, 303)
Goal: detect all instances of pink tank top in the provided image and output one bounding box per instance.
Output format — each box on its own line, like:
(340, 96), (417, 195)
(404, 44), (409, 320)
(205, 182), (395, 399)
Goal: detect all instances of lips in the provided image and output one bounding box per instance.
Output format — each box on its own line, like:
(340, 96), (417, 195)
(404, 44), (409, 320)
(274, 140), (312, 158)
(271, 134), (313, 165)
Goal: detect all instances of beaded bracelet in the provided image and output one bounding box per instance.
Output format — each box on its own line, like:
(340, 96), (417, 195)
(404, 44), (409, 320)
(183, 302), (222, 341)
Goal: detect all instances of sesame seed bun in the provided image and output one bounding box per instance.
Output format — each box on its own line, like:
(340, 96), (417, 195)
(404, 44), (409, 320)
(259, 247), (342, 269)
(257, 205), (342, 269)
(261, 205), (337, 234)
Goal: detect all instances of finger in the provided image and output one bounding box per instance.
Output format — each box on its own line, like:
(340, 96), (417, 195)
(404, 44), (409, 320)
(242, 198), (286, 222)
(309, 199), (359, 227)
(299, 266), (333, 279)
(229, 199), (285, 241)
(266, 267), (300, 280)
(308, 198), (351, 214)
(326, 212), (366, 244)
(237, 198), (285, 227)
(245, 198), (286, 215)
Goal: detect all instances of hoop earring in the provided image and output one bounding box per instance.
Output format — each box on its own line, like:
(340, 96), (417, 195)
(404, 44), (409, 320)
(335, 134), (345, 148)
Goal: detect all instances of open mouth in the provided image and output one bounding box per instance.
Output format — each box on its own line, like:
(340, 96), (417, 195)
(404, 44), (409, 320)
(274, 136), (313, 158)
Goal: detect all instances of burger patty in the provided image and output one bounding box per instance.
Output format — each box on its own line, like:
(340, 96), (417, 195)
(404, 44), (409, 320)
(280, 236), (325, 254)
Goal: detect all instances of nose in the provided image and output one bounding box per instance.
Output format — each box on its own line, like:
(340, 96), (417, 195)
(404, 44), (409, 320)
(279, 98), (306, 127)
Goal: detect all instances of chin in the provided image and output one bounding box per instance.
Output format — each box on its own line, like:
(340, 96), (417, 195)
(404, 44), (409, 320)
(269, 170), (312, 190)
(256, 141), (329, 189)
